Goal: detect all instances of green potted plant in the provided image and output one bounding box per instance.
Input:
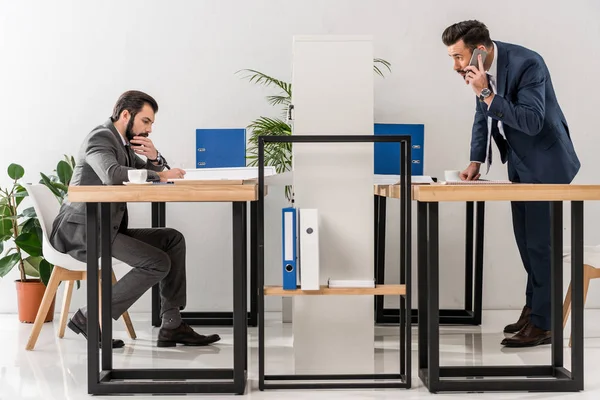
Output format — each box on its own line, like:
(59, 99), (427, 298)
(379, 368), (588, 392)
(0, 156), (75, 323)
(238, 59), (391, 201)
(0, 163), (53, 322)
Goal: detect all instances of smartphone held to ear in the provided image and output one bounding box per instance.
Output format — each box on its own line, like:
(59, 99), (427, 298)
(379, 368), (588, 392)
(469, 48), (488, 69)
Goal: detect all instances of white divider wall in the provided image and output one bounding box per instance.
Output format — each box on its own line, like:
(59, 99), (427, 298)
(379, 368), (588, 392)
(290, 35), (375, 374)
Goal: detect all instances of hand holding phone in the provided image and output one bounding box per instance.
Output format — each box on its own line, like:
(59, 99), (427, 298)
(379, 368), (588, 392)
(469, 48), (488, 71)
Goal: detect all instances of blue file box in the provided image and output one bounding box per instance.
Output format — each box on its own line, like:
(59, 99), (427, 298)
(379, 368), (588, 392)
(196, 129), (246, 168)
(374, 123), (424, 175)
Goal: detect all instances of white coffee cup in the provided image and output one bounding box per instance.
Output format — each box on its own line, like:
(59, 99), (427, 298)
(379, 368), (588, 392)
(128, 169), (148, 183)
(444, 170), (461, 182)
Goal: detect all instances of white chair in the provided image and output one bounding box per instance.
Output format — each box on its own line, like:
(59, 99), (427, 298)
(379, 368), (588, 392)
(562, 245), (600, 347)
(24, 184), (136, 350)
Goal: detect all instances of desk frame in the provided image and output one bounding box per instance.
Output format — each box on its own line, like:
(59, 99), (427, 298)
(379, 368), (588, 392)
(257, 134), (412, 390)
(73, 185), (251, 395)
(375, 197), (485, 325)
(150, 202), (258, 328)
(416, 193), (584, 393)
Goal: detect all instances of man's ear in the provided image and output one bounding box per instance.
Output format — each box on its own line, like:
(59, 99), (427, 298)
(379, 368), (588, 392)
(121, 109), (130, 122)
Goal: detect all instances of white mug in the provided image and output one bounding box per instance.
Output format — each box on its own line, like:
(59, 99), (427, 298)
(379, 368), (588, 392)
(444, 170), (461, 182)
(128, 169), (148, 183)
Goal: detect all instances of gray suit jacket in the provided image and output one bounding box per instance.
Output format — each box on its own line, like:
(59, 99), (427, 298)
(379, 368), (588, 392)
(50, 119), (167, 261)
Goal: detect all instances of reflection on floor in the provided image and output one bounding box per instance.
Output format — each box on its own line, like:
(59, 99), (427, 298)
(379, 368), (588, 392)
(0, 310), (599, 400)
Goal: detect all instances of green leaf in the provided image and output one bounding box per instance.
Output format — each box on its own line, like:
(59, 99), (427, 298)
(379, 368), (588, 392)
(0, 241), (3, 254)
(14, 232), (42, 257)
(7, 164), (24, 180)
(14, 185), (28, 207)
(23, 255), (42, 277)
(40, 173), (62, 198)
(373, 58), (392, 77)
(236, 69), (292, 96)
(21, 207), (36, 219)
(38, 259), (52, 286)
(0, 216), (13, 238)
(56, 160), (73, 185)
(20, 218), (39, 234)
(266, 95), (291, 107)
(52, 181), (68, 193)
(0, 253), (20, 277)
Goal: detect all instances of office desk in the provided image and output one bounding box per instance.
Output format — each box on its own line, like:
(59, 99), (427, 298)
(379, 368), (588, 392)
(68, 181), (261, 395)
(374, 183), (485, 325)
(410, 183), (590, 392)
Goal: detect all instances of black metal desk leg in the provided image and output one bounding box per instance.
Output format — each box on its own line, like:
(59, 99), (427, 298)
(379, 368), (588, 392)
(571, 201), (584, 389)
(86, 202), (100, 394)
(550, 201), (564, 368)
(473, 201), (485, 325)
(100, 203), (113, 370)
(151, 202), (166, 327)
(426, 202), (440, 392)
(232, 202), (247, 394)
(417, 201), (428, 372)
(250, 200), (258, 327)
(376, 199), (485, 325)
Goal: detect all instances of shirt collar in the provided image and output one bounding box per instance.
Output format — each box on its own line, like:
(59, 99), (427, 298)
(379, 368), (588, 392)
(487, 41), (498, 78)
(114, 125), (127, 146)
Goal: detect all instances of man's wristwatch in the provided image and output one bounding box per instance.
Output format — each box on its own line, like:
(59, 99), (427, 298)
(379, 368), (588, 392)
(479, 88), (492, 102)
(148, 152), (162, 163)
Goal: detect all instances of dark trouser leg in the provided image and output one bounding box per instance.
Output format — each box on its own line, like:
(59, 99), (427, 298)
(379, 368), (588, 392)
(522, 201), (552, 331)
(511, 201), (533, 309)
(109, 228), (186, 320)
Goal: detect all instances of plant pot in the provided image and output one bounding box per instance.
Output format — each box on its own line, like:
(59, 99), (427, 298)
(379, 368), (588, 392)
(15, 279), (55, 323)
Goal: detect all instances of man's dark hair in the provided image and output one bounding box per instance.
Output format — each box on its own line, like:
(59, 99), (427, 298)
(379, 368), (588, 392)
(111, 90), (159, 122)
(442, 20), (493, 50)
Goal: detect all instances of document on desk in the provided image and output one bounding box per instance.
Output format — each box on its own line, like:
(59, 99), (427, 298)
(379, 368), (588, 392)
(169, 166), (277, 182)
(440, 179), (512, 185)
(373, 174), (433, 185)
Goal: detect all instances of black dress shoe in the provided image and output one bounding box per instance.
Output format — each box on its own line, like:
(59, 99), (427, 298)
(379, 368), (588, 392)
(67, 309), (125, 349)
(501, 321), (551, 347)
(157, 322), (221, 347)
(503, 305), (531, 333)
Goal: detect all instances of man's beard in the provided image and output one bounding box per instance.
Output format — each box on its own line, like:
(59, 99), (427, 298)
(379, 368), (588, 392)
(125, 115), (136, 143)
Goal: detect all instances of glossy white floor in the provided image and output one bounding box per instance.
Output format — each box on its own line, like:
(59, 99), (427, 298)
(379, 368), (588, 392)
(1, 310), (598, 400)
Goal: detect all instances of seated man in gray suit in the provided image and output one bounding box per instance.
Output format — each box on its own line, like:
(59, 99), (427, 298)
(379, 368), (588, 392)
(51, 90), (221, 348)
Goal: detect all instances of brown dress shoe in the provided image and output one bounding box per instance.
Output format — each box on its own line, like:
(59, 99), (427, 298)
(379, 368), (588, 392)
(501, 321), (551, 347)
(67, 309), (125, 348)
(503, 305), (531, 333)
(157, 322), (221, 347)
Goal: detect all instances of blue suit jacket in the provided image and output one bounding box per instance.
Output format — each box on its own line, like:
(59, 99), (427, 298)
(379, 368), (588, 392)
(470, 41), (580, 184)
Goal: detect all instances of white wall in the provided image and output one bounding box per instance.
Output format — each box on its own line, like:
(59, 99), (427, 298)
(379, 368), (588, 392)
(1, 0), (599, 315)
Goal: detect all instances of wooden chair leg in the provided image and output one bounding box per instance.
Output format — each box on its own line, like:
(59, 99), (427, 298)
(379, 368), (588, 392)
(563, 282), (572, 329)
(111, 270), (137, 339)
(26, 267), (64, 350)
(568, 264), (595, 347)
(58, 279), (76, 338)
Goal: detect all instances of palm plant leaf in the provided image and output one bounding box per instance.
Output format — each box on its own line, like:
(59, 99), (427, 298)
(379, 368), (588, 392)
(236, 69), (292, 97)
(373, 58), (392, 77)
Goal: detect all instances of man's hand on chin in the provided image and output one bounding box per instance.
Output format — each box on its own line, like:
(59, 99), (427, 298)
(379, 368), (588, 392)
(460, 162), (481, 181)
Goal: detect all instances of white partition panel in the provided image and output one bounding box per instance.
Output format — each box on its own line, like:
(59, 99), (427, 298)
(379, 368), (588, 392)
(290, 35), (375, 374)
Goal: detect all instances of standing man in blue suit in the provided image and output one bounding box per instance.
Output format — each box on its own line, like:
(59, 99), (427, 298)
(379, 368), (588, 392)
(442, 20), (580, 347)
